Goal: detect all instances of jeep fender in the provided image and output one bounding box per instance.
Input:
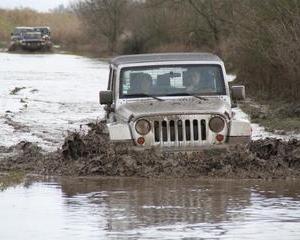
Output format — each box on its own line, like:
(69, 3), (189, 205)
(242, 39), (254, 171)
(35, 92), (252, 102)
(107, 122), (132, 141)
(229, 119), (251, 137)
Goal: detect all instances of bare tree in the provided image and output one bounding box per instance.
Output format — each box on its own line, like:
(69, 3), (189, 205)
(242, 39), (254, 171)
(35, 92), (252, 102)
(185, 0), (235, 55)
(74, 0), (128, 53)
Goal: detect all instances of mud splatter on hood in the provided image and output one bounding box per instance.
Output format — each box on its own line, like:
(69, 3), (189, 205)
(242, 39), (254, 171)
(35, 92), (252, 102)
(117, 97), (231, 120)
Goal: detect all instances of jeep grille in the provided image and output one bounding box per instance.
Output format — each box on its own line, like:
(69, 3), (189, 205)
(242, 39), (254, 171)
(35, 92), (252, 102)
(150, 115), (209, 147)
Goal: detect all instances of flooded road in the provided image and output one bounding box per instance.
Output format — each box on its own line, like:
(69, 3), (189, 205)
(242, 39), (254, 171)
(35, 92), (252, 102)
(0, 53), (108, 151)
(1, 52), (297, 152)
(0, 177), (300, 239)
(1, 53), (300, 239)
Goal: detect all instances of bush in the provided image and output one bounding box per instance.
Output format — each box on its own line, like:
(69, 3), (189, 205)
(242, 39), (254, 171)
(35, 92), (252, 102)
(228, 0), (300, 100)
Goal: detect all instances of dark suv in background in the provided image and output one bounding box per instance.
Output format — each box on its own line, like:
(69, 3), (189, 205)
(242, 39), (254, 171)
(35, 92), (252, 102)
(9, 26), (53, 52)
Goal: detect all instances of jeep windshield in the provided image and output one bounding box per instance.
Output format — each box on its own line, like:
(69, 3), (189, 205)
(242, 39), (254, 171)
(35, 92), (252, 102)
(14, 28), (33, 35)
(119, 65), (226, 98)
(23, 32), (42, 40)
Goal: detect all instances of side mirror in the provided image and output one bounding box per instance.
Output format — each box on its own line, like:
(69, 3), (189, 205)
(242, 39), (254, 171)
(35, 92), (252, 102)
(231, 85), (246, 101)
(99, 90), (113, 105)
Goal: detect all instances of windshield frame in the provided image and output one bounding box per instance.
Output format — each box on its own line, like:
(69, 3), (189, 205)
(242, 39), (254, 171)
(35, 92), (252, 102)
(118, 63), (226, 99)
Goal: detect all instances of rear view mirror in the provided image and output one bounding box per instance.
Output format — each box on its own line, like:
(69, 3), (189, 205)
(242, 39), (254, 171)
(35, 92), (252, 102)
(231, 85), (245, 101)
(99, 90), (113, 105)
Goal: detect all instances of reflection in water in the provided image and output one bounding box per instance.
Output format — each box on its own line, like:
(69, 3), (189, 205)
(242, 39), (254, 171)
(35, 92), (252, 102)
(1, 177), (299, 239)
(62, 178), (251, 228)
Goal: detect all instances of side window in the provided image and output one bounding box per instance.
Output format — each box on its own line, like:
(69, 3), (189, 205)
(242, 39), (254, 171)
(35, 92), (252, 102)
(111, 69), (117, 99)
(107, 67), (112, 90)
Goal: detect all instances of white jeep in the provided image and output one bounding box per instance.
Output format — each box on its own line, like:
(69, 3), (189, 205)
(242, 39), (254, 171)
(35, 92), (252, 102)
(100, 53), (251, 151)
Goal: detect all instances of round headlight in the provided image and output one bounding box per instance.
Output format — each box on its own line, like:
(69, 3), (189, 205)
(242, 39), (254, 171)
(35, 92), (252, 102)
(135, 119), (151, 135)
(209, 116), (225, 133)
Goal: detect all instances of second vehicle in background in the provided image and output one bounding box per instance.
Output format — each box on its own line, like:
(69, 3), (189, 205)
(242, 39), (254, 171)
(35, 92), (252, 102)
(8, 26), (52, 52)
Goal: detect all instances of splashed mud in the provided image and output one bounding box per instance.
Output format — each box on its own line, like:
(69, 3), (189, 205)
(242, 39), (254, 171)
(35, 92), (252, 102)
(0, 122), (299, 179)
(10, 86), (26, 95)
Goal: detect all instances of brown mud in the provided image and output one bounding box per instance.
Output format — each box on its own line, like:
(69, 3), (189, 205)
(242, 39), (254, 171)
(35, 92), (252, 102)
(0, 121), (300, 179)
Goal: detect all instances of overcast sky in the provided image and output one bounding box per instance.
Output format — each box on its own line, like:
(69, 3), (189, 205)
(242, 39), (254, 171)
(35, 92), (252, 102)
(0, 0), (74, 12)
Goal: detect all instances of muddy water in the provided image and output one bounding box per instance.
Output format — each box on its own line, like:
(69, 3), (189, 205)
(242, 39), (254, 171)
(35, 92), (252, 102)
(0, 177), (299, 239)
(0, 53), (108, 151)
(1, 53), (300, 239)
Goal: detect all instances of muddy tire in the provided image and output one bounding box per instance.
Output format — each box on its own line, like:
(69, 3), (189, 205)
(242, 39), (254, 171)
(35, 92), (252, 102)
(41, 44), (52, 52)
(8, 43), (17, 52)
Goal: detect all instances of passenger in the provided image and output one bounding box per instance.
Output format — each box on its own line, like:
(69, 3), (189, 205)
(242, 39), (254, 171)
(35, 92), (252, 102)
(129, 73), (153, 94)
(186, 70), (214, 92)
(186, 71), (202, 92)
(140, 74), (153, 94)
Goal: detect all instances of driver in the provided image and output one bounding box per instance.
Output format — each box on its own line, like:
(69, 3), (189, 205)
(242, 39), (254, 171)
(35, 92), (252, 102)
(140, 74), (152, 94)
(186, 70), (202, 92)
(186, 70), (214, 92)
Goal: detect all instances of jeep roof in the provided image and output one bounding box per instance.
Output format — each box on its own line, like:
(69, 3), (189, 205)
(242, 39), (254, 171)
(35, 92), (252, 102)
(110, 53), (222, 66)
(34, 26), (50, 29)
(13, 27), (33, 33)
(15, 27), (33, 30)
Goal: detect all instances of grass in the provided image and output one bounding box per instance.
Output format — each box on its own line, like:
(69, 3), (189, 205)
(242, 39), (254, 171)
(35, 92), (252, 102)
(259, 118), (300, 133)
(0, 41), (8, 49)
(240, 99), (300, 134)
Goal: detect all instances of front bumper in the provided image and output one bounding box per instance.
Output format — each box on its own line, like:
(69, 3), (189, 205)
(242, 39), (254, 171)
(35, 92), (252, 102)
(111, 136), (250, 152)
(21, 41), (44, 50)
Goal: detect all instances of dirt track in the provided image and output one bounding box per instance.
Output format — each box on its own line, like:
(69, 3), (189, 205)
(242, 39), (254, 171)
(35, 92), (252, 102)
(1, 122), (300, 179)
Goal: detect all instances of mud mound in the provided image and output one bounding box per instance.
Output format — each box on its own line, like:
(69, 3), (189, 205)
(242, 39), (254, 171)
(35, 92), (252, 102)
(1, 122), (300, 179)
(0, 141), (43, 171)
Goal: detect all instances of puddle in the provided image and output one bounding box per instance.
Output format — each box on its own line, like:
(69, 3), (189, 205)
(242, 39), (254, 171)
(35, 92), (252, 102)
(0, 177), (300, 239)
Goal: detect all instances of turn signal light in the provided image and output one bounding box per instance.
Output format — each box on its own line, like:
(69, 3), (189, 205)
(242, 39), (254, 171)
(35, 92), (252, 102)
(137, 137), (145, 145)
(216, 134), (224, 142)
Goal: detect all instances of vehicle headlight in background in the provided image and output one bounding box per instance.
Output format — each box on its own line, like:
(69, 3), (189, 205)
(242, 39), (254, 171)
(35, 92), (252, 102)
(135, 119), (151, 135)
(209, 116), (225, 133)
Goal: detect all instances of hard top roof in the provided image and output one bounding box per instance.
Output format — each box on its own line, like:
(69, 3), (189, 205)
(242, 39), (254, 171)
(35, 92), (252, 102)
(110, 52), (222, 66)
(15, 27), (33, 29)
(34, 26), (50, 29)
(15, 26), (50, 30)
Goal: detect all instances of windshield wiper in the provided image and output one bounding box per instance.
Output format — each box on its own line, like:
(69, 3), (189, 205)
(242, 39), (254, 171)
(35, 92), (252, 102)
(190, 94), (208, 101)
(128, 93), (164, 101)
(165, 93), (208, 101)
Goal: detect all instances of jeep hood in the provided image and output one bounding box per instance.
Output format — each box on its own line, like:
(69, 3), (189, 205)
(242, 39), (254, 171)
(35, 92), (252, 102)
(116, 98), (231, 121)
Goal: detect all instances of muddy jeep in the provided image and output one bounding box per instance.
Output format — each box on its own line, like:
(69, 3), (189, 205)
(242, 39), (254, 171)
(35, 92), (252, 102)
(9, 26), (52, 52)
(100, 53), (251, 151)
